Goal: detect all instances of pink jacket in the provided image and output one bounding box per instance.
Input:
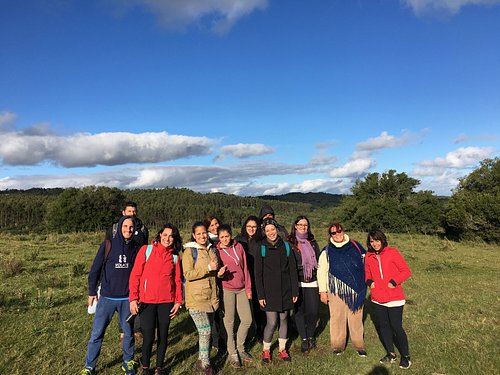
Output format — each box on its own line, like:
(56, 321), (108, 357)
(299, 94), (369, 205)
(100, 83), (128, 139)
(216, 241), (252, 295)
(129, 243), (183, 305)
(365, 246), (411, 303)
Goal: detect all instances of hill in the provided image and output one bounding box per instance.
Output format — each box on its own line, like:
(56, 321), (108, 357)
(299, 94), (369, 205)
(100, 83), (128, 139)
(258, 192), (344, 208)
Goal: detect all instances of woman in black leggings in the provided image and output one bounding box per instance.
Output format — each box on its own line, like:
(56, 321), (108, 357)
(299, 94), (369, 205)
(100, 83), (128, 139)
(129, 224), (184, 375)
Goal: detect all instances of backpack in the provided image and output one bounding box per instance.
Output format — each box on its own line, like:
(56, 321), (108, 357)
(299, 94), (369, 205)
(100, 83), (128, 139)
(261, 241), (291, 257)
(144, 244), (178, 265)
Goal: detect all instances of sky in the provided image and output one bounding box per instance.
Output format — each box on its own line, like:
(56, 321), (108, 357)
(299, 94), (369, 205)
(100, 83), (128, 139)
(1, 0), (499, 197)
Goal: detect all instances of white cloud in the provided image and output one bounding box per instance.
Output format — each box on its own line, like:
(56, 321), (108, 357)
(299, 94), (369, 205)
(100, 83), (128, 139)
(310, 153), (337, 166)
(0, 131), (215, 167)
(329, 158), (376, 178)
(110, 0), (268, 33)
(216, 143), (273, 161)
(356, 131), (412, 152)
(419, 146), (495, 169)
(403, 0), (500, 15)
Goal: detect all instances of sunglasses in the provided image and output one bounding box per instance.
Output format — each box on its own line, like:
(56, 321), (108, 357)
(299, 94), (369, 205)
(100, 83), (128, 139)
(330, 229), (343, 235)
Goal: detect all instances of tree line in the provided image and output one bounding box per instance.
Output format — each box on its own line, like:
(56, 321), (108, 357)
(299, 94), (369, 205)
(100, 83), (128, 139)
(0, 157), (498, 242)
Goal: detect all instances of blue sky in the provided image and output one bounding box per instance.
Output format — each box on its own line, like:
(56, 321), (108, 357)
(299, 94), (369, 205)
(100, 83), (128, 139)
(1, 0), (499, 196)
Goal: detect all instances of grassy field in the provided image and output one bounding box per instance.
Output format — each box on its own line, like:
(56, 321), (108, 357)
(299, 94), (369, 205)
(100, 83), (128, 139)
(0, 231), (499, 375)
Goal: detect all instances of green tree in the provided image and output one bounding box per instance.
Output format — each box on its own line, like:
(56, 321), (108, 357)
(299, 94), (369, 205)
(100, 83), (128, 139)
(338, 170), (443, 233)
(45, 186), (124, 232)
(443, 158), (500, 242)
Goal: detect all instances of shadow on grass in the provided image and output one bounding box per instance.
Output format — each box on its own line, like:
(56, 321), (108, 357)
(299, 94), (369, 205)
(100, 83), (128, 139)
(366, 365), (390, 375)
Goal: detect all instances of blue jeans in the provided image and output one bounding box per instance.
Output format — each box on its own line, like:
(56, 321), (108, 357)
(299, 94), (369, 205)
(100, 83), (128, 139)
(85, 297), (134, 369)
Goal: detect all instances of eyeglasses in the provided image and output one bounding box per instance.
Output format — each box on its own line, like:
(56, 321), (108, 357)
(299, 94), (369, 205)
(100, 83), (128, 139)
(296, 223), (308, 227)
(330, 229), (343, 235)
(246, 225), (257, 229)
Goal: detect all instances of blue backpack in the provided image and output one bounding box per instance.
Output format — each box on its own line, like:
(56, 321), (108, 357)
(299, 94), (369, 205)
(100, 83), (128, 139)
(261, 241), (291, 257)
(145, 244), (178, 265)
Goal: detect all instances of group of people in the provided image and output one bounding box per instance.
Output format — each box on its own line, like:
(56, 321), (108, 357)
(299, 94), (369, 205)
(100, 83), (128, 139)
(81, 202), (413, 375)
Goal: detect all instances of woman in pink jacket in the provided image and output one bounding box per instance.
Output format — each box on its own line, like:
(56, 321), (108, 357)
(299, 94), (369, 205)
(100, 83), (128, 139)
(365, 229), (412, 370)
(216, 224), (253, 368)
(129, 224), (184, 375)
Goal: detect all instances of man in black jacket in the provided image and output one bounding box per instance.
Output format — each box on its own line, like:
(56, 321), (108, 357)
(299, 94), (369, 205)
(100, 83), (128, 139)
(82, 216), (141, 375)
(105, 201), (148, 341)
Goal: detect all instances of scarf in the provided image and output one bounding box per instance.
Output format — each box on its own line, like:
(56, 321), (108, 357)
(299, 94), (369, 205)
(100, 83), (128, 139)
(327, 234), (366, 311)
(296, 232), (317, 281)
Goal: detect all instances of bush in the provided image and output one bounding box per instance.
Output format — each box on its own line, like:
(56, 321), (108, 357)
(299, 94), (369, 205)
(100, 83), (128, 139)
(1, 253), (23, 277)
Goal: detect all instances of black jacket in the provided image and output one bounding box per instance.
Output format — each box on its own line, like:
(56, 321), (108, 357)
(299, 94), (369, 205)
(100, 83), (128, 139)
(254, 236), (299, 312)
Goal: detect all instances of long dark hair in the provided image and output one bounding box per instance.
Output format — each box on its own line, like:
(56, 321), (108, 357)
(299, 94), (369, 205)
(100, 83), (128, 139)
(154, 223), (183, 253)
(239, 215), (261, 240)
(288, 215), (315, 245)
(367, 229), (388, 251)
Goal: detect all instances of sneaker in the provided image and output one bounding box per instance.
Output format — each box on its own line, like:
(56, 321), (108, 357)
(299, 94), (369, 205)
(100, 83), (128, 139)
(277, 349), (291, 362)
(156, 367), (167, 375)
(261, 350), (272, 365)
(228, 353), (242, 368)
(80, 368), (95, 375)
(301, 339), (310, 353)
(380, 353), (397, 364)
(239, 351), (253, 362)
(122, 359), (138, 375)
(399, 356), (412, 369)
(139, 368), (154, 375)
(357, 350), (368, 357)
(333, 349), (343, 355)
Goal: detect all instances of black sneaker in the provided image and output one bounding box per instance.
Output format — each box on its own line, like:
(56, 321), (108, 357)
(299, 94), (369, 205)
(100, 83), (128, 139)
(399, 356), (411, 369)
(357, 350), (367, 357)
(301, 339), (310, 353)
(333, 349), (343, 355)
(380, 353), (397, 364)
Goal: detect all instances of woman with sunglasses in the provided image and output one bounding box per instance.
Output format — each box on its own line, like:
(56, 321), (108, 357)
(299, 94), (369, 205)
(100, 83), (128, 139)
(287, 215), (321, 353)
(317, 222), (367, 357)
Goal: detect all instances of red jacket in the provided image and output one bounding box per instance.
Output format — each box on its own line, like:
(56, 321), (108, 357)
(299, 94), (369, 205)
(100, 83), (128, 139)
(365, 246), (411, 304)
(129, 243), (183, 304)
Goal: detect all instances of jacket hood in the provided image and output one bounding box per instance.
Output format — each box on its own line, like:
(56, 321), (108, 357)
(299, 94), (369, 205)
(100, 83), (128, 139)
(115, 215), (136, 242)
(183, 241), (210, 250)
(259, 205), (275, 219)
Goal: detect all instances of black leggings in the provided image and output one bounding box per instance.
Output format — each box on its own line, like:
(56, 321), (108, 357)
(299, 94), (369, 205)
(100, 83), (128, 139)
(294, 286), (319, 339)
(374, 304), (409, 357)
(140, 302), (174, 368)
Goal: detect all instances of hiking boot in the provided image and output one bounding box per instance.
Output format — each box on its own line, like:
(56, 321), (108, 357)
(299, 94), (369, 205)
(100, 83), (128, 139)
(357, 350), (368, 357)
(239, 351), (253, 362)
(80, 368), (95, 375)
(380, 352), (397, 364)
(278, 349), (291, 362)
(122, 359), (138, 375)
(261, 350), (272, 365)
(399, 356), (412, 369)
(301, 339), (309, 353)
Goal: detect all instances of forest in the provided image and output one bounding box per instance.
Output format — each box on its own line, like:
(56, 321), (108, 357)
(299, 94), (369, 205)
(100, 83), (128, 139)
(0, 157), (498, 243)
